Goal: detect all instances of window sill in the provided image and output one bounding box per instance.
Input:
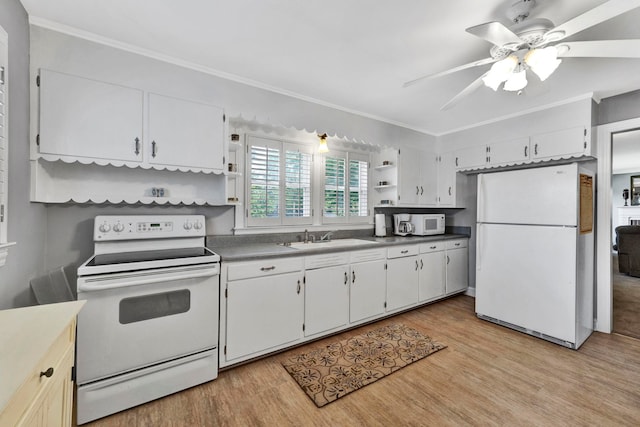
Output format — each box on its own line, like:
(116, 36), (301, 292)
(0, 242), (16, 267)
(233, 223), (372, 236)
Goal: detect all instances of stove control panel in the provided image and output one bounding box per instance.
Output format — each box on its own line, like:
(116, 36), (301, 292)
(94, 215), (206, 241)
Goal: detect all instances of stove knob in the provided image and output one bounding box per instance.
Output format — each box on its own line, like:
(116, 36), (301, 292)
(183, 221), (193, 230)
(113, 223), (125, 233)
(194, 221), (203, 230)
(99, 223), (111, 233)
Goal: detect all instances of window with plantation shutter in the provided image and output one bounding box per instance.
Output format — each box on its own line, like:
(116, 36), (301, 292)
(246, 136), (313, 226)
(248, 136), (281, 226)
(323, 153), (347, 221)
(349, 154), (369, 222)
(323, 151), (370, 224)
(284, 143), (313, 225)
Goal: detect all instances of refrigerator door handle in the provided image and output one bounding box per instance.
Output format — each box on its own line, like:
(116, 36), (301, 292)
(477, 223), (483, 271)
(477, 174), (485, 222)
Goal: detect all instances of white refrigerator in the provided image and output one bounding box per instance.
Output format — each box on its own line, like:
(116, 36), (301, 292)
(475, 163), (595, 349)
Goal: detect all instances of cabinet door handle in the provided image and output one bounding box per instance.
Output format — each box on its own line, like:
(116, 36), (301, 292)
(416, 186), (420, 195)
(260, 266), (276, 271)
(534, 143), (538, 155)
(297, 280), (301, 294)
(455, 157), (459, 167)
(524, 145), (528, 157)
(420, 259), (424, 270)
(344, 271), (348, 285)
(447, 255), (450, 265)
(420, 186), (424, 195)
(134, 137), (140, 155)
(455, 242), (461, 247)
(401, 249), (409, 254)
(415, 260), (419, 271)
(352, 271), (356, 284)
(152, 140), (157, 158)
(40, 367), (54, 378)
(448, 186), (452, 196)
(430, 245), (437, 249)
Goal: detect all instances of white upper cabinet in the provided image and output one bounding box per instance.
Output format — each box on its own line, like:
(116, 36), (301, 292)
(436, 152), (456, 207)
(39, 69), (143, 162)
(397, 147), (422, 206)
(488, 137), (530, 166)
(455, 126), (593, 172)
(148, 93), (225, 171)
(454, 145), (487, 170)
(37, 69), (225, 173)
(530, 126), (590, 160)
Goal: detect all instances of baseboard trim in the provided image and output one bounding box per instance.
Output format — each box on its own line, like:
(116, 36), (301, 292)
(465, 287), (476, 298)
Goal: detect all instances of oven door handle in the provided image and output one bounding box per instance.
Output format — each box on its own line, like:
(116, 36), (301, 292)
(78, 268), (219, 292)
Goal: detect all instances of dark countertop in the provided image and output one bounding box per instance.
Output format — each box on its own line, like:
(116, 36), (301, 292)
(207, 233), (469, 262)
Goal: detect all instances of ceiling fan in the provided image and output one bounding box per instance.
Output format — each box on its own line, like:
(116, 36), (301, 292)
(404, 0), (640, 110)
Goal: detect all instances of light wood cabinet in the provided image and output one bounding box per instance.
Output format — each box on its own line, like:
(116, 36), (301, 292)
(0, 301), (84, 427)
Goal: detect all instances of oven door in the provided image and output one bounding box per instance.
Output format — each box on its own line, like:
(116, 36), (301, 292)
(76, 263), (219, 384)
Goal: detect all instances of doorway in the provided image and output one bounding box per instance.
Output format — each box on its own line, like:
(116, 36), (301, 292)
(611, 129), (640, 339)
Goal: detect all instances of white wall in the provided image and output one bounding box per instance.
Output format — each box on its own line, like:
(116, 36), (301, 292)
(2, 26), (435, 309)
(0, 0), (49, 309)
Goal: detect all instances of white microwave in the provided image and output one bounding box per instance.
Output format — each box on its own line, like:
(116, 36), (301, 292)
(410, 214), (445, 236)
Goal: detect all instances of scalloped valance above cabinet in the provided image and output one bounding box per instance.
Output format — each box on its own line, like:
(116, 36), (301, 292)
(31, 69), (228, 205)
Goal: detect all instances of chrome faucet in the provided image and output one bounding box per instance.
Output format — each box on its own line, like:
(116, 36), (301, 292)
(320, 231), (334, 241)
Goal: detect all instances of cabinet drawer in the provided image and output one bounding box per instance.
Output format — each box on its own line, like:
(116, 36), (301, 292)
(387, 245), (419, 259)
(305, 253), (348, 270)
(350, 248), (387, 263)
(419, 241), (445, 253)
(2, 322), (75, 427)
(446, 239), (468, 250)
(227, 257), (304, 281)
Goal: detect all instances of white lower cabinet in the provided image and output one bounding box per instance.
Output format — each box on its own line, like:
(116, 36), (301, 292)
(386, 245), (420, 312)
(350, 249), (387, 323)
(446, 239), (469, 294)
(419, 242), (446, 302)
(304, 254), (350, 337)
(220, 238), (468, 367)
(224, 258), (304, 362)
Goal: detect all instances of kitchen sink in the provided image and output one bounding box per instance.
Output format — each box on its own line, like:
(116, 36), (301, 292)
(285, 238), (378, 250)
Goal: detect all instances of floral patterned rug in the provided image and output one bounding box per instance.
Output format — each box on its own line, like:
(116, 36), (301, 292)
(281, 323), (446, 407)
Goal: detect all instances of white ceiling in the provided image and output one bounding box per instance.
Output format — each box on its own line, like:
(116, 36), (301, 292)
(18, 0), (640, 135)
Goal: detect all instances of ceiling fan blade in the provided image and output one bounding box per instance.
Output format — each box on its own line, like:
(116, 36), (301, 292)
(403, 57), (496, 88)
(545, 0), (640, 42)
(556, 40), (640, 58)
(466, 22), (522, 47)
(441, 72), (488, 111)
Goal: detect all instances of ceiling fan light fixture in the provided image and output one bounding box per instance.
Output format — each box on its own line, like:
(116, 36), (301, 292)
(525, 46), (562, 81)
(482, 55), (518, 91)
(503, 69), (528, 91)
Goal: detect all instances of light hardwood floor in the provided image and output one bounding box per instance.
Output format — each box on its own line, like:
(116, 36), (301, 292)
(81, 296), (640, 426)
